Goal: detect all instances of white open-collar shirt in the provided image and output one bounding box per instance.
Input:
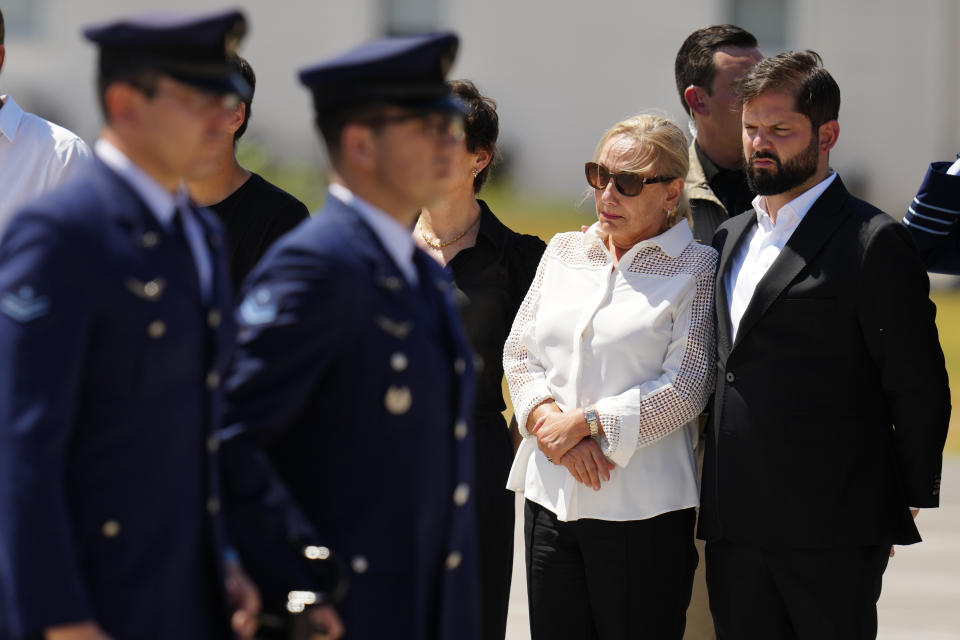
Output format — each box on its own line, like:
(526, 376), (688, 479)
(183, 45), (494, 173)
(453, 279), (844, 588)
(0, 95), (92, 237)
(504, 221), (717, 522)
(725, 171), (836, 341)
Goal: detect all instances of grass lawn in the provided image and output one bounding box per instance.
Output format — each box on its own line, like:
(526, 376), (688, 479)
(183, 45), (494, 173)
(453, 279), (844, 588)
(931, 290), (960, 454)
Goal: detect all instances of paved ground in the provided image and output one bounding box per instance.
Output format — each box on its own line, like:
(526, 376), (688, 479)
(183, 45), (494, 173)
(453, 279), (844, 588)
(504, 455), (960, 639)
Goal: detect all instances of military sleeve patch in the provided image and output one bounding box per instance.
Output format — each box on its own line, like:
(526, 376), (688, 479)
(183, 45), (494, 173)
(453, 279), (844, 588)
(239, 286), (279, 326)
(0, 285), (51, 323)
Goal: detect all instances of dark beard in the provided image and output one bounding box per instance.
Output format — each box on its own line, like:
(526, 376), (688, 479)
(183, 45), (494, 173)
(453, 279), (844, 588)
(744, 134), (819, 196)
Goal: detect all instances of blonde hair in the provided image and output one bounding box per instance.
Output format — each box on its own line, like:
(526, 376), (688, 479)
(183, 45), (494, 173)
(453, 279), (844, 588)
(591, 113), (691, 228)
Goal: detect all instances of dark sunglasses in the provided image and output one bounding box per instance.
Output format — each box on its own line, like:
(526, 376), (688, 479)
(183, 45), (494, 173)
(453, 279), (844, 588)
(585, 162), (676, 197)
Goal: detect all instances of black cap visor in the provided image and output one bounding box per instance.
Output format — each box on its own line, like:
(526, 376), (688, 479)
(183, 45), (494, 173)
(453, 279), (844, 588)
(170, 70), (251, 100)
(100, 51), (251, 99)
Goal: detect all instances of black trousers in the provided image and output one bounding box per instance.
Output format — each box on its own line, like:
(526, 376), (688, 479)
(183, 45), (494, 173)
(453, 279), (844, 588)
(474, 414), (515, 640)
(524, 500), (697, 640)
(705, 540), (890, 640)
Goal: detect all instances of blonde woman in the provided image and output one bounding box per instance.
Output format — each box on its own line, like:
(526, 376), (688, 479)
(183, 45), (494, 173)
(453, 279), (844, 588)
(504, 114), (717, 639)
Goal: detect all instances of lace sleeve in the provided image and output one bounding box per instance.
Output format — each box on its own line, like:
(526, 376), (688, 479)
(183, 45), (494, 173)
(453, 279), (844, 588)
(596, 245), (717, 467)
(503, 238), (555, 436)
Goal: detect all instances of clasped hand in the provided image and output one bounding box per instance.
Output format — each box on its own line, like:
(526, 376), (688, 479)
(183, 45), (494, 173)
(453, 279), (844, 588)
(530, 405), (614, 491)
(531, 409), (586, 461)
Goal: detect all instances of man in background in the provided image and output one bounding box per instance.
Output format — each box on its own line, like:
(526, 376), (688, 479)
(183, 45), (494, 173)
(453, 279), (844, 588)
(187, 55), (309, 292)
(673, 23), (762, 639)
(675, 24), (762, 243)
(0, 7), (91, 237)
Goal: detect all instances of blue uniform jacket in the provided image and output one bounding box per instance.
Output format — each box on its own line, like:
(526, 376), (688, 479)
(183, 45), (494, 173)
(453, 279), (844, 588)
(220, 194), (481, 640)
(0, 158), (237, 639)
(902, 160), (960, 273)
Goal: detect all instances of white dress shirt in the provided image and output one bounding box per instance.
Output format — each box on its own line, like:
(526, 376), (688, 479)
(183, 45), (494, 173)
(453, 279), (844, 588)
(504, 221), (717, 522)
(94, 139), (211, 299)
(948, 156), (960, 176)
(725, 172), (837, 341)
(328, 182), (418, 286)
(0, 95), (92, 237)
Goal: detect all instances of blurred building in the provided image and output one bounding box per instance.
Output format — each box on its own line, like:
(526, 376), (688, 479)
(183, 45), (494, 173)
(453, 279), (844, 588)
(2, 0), (957, 213)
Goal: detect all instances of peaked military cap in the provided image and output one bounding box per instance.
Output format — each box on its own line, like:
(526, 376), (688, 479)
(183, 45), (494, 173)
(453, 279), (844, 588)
(83, 8), (251, 98)
(298, 32), (466, 117)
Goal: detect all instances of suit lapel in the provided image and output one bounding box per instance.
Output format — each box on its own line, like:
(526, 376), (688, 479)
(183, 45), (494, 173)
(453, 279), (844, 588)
(714, 212), (757, 357)
(332, 197), (475, 425)
(331, 199), (436, 325)
(731, 176), (851, 351)
(94, 159), (204, 306)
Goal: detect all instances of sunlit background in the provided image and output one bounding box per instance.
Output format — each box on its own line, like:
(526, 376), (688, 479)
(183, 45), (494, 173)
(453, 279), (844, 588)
(2, 0), (958, 637)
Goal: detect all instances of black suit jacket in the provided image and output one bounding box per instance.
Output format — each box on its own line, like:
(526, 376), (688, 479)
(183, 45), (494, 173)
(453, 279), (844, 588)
(698, 175), (950, 548)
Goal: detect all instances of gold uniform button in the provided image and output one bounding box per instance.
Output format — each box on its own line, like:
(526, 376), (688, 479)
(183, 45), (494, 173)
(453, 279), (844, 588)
(453, 483), (470, 506)
(206, 371), (220, 390)
(101, 520), (121, 538)
(390, 352), (408, 372)
(445, 551), (462, 570)
(147, 320), (166, 338)
(454, 419), (468, 441)
(351, 555), (369, 574)
(207, 309), (222, 328)
(384, 385), (412, 415)
(144, 280), (161, 298)
(206, 434), (220, 453)
(454, 357), (466, 375)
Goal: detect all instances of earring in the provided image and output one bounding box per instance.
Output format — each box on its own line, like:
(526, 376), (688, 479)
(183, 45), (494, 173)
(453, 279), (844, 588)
(471, 169), (479, 178)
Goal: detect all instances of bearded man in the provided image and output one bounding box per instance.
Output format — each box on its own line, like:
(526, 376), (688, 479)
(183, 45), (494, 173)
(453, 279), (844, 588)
(699, 50), (950, 640)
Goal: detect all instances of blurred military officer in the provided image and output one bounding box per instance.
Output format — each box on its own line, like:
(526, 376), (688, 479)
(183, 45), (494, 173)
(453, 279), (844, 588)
(219, 33), (480, 640)
(0, 10), (262, 640)
(902, 156), (960, 272)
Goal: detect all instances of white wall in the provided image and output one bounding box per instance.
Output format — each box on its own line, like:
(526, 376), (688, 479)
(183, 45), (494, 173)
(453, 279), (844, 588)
(2, 0), (957, 213)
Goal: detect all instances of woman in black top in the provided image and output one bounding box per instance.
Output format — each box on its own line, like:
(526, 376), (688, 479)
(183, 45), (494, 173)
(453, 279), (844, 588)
(415, 80), (545, 640)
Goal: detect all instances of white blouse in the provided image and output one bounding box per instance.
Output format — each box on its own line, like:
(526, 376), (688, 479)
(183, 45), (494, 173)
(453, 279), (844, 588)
(504, 221), (717, 522)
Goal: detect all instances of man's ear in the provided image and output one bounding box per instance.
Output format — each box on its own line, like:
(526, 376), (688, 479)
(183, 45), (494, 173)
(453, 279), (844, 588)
(684, 85), (709, 117)
(818, 120), (839, 154)
(340, 123), (378, 172)
(227, 102), (246, 136)
(104, 83), (145, 130)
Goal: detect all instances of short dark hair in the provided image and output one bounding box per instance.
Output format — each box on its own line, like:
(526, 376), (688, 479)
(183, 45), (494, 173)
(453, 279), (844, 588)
(449, 79), (499, 194)
(96, 68), (160, 122)
(233, 55), (256, 143)
(315, 102), (386, 167)
(737, 50), (840, 130)
(674, 24), (758, 116)
(1, 9), (5, 46)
